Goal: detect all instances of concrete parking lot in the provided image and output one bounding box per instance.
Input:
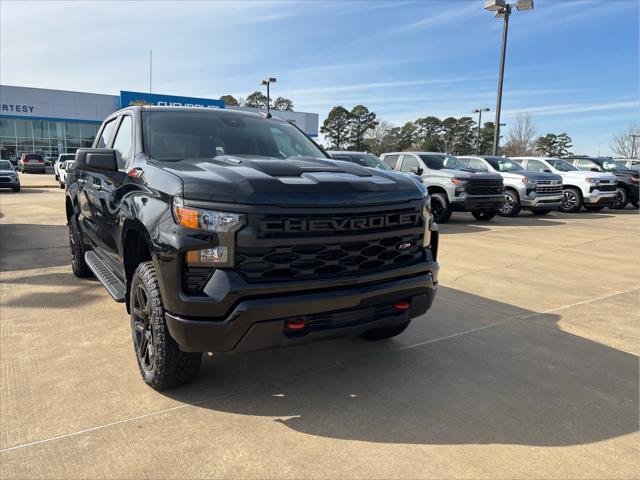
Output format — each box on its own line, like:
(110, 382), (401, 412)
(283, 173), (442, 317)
(1, 176), (638, 479)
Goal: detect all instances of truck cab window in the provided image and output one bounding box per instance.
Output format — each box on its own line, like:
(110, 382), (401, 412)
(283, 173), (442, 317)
(111, 116), (132, 169)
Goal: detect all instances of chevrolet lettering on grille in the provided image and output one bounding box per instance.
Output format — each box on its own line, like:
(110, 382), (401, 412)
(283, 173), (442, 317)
(260, 213), (420, 234)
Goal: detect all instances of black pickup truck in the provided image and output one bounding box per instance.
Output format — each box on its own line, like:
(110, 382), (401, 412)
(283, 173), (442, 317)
(65, 106), (439, 390)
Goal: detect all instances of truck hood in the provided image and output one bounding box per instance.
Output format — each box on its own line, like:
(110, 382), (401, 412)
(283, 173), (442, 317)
(559, 170), (616, 182)
(500, 171), (562, 182)
(435, 168), (503, 181)
(160, 155), (427, 206)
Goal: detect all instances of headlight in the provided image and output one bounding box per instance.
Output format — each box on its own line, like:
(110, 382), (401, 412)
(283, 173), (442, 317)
(631, 176), (638, 184)
(521, 177), (536, 185)
(173, 197), (245, 232)
(585, 178), (598, 184)
(451, 178), (467, 185)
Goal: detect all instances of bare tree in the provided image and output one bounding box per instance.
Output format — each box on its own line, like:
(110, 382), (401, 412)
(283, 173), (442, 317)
(502, 113), (537, 156)
(364, 120), (394, 155)
(610, 125), (640, 158)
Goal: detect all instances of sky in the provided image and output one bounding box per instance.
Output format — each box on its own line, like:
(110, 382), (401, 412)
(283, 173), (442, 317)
(1, 0), (638, 155)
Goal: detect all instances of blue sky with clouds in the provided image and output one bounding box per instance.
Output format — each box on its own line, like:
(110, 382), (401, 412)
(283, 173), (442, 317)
(1, 0), (637, 154)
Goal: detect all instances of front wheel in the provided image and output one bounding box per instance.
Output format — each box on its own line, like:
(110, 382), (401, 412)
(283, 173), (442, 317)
(610, 187), (628, 209)
(68, 217), (93, 278)
(498, 190), (521, 217)
(430, 192), (452, 223)
(130, 262), (202, 391)
(560, 187), (583, 213)
(471, 209), (497, 221)
(361, 321), (410, 340)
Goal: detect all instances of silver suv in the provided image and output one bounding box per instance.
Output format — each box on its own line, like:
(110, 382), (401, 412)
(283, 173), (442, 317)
(459, 155), (563, 216)
(380, 152), (504, 223)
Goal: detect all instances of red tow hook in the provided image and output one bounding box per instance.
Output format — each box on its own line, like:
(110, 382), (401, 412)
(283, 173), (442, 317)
(285, 318), (306, 331)
(393, 299), (410, 311)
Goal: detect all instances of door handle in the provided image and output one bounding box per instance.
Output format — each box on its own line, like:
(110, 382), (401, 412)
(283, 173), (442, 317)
(95, 184), (102, 191)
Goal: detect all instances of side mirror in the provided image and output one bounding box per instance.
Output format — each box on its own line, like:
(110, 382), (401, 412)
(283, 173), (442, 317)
(410, 166), (424, 176)
(76, 148), (118, 172)
(543, 169), (552, 173)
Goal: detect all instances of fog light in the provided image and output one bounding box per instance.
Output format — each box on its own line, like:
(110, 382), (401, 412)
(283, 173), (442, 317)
(186, 247), (229, 265)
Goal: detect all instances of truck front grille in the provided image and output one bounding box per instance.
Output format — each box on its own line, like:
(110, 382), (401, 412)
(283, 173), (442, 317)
(466, 180), (503, 196)
(236, 233), (424, 282)
(535, 184), (563, 195)
(591, 183), (616, 192)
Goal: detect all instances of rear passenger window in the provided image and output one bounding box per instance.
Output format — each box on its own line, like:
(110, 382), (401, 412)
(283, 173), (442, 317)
(95, 118), (119, 149)
(111, 116), (133, 170)
(400, 155), (420, 173)
(382, 154), (399, 169)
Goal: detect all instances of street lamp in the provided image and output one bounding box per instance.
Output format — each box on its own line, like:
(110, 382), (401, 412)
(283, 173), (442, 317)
(473, 108), (490, 154)
(261, 77), (277, 117)
(484, 0), (534, 155)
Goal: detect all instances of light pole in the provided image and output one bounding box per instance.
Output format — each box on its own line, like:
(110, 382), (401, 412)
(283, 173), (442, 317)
(261, 77), (277, 117)
(484, 0), (534, 155)
(630, 134), (640, 158)
(473, 108), (490, 154)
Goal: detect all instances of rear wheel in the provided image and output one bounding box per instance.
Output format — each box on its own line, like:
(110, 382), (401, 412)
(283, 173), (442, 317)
(584, 205), (605, 212)
(610, 187), (628, 209)
(498, 190), (521, 217)
(68, 216), (93, 278)
(430, 192), (452, 223)
(560, 187), (583, 213)
(130, 262), (202, 391)
(471, 209), (497, 221)
(530, 208), (550, 215)
(361, 321), (410, 340)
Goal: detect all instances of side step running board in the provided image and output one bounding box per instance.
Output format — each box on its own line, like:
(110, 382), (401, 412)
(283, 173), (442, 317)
(85, 251), (126, 302)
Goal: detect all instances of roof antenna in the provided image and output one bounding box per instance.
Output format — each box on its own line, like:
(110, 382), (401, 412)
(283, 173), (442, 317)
(149, 49), (153, 96)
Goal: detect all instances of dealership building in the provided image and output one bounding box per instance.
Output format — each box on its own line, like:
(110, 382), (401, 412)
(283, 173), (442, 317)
(0, 85), (319, 162)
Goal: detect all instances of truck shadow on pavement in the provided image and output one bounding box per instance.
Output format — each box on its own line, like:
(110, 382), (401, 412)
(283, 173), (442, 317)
(164, 287), (639, 447)
(0, 223), (69, 271)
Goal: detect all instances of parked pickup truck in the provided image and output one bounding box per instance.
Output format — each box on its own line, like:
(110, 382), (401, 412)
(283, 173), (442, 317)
(65, 106), (439, 390)
(566, 157), (639, 209)
(459, 155), (563, 216)
(380, 152), (504, 223)
(512, 157), (617, 213)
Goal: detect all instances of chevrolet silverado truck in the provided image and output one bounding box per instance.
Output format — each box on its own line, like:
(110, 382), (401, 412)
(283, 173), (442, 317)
(566, 157), (639, 209)
(380, 152), (504, 223)
(459, 155), (563, 216)
(65, 106), (439, 390)
(513, 157), (618, 213)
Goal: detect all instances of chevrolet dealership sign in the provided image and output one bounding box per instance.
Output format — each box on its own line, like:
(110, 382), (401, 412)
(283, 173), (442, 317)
(120, 91), (224, 109)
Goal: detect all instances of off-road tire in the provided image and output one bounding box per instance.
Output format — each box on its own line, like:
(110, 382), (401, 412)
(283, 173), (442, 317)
(471, 209), (498, 221)
(530, 208), (550, 215)
(361, 321), (410, 340)
(430, 192), (452, 223)
(560, 187), (583, 213)
(610, 187), (628, 210)
(584, 205), (605, 212)
(631, 200), (639, 208)
(130, 262), (202, 391)
(68, 216), (92, 278)
(499, 190), (521, 217)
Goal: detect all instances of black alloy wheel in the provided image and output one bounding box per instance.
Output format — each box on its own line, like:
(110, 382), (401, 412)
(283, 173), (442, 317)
(132, 284), (155, 375)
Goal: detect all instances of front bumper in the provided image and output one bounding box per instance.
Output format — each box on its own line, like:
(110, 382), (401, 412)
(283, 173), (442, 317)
(451, 194), (505, 211)
(584, 191), (616, 205)
(166, 270), (437, 353)
(521, 193), (563, 209)
(0, 177), (20, 188)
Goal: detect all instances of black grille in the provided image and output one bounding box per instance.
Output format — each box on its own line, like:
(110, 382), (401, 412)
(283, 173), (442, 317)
(236, 233), (423, 282)
(182, 265), (214, 295)
(291, 303), (406, 334)
(466, 180), (503, 196)
(0, 177), (11, 183)
(596, 183), (616, 192)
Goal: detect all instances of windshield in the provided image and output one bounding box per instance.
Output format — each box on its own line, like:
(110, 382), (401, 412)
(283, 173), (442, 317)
(419, 154), (470, 171)
(60, 154), (75, 161)
(142, 111), (326, 162)
(547, 159), (578, 172)
(331, 153), (390, 170)
(0, 160), (12, 170)
(484, 156), (524, 172)
(601, 159), (626, 171)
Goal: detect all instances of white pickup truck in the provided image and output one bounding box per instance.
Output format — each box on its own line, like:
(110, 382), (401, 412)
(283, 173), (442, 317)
(512, 157), (617, 213)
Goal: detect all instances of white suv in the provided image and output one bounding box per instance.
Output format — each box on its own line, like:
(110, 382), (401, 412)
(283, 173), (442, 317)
(512, 157), (617, 213)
